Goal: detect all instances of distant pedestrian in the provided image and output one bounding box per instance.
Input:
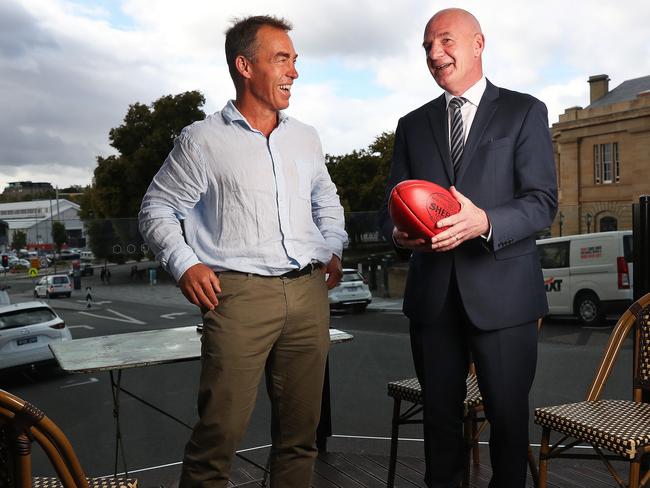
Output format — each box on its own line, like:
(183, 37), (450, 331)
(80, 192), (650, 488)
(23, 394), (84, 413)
(85, 286), (93, 308)
(100, 267), (106, 283)
(105, 268), (111, 284)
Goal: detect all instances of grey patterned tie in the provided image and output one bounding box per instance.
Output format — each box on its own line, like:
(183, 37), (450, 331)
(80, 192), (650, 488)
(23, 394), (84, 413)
(449, 97), (467, 174)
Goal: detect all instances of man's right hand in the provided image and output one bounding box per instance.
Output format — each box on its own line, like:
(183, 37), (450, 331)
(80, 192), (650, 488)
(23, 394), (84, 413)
(178, 263), (221, 311)
(393, 227), (433, 252)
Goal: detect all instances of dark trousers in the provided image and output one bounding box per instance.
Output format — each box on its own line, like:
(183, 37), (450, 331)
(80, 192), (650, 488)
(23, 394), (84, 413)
(409, 280), (537, 488)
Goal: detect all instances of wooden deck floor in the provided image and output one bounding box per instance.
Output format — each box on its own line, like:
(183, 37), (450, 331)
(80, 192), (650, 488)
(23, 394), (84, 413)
(216, 445), (623, 488)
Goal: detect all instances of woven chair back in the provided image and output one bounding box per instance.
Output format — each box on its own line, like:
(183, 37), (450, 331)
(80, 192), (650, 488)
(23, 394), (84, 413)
(634, 305), (650, 390)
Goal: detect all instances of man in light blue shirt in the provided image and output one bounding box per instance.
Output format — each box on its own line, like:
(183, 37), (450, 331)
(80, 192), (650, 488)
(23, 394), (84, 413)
(139, 15), (347, 488)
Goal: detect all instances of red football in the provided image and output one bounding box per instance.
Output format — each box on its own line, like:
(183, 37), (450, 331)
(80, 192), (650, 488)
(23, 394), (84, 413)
(389, 180), (461, 240)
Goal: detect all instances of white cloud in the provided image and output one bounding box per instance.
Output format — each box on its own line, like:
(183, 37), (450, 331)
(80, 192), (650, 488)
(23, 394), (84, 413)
(1, 0), (649, 193)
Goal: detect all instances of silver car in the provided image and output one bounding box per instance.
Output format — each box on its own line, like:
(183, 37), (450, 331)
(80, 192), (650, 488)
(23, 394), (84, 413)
(328, 269), (373, 313)
(0, 301), (72, 370)
(34, 274), (72, 298)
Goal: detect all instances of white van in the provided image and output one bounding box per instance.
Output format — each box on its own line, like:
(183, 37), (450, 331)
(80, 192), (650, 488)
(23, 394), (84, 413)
(80, 250), (94, 261)
(536, 231), (633, 325)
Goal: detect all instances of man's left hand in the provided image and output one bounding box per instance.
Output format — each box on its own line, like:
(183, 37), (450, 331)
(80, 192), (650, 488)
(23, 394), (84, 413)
(325, 254), (343, 289)
(431, 187), (490, 252)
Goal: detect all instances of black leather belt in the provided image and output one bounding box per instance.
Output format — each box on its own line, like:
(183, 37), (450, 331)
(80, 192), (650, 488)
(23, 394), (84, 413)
(220, 263), (321, 279)
(279, 262), (320, 279)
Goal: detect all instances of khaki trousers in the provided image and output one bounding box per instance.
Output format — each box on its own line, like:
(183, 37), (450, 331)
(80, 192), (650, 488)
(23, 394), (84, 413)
(179, 268), (330, 488)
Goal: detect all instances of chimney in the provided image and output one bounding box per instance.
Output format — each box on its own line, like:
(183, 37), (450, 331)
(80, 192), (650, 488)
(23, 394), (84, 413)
(588, 74), (610, 104)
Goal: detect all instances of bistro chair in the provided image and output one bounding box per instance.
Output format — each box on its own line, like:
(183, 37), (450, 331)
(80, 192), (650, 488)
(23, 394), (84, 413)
(535, 292), (650, 488)
(386, 370), (481, 488)
(386, 318), (543, 488)
(0, 389), (137, 488)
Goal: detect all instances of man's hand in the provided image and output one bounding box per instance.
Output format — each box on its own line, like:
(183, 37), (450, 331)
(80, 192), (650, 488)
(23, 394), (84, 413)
(392, 227), (434, 253)
(431, 186), (489, 252)
(325, 255), (343, 290)
(178, 263), (222, 311)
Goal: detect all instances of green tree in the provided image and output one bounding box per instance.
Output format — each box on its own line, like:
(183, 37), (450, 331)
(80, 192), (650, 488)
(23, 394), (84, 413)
(12, 230), (26, 250)
(326, 132), (394, 246)
(51, 221), (67, 253)
(81, 91), (206, 260)
(326, 131), (394, 213)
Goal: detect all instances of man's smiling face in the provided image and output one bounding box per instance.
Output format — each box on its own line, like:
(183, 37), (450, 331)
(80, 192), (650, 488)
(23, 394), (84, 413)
(422, 9), (484, 96)
(246, 25), (299, 112)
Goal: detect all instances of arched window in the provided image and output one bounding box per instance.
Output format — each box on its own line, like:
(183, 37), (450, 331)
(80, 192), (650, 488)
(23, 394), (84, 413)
(600, 216), (617, 232)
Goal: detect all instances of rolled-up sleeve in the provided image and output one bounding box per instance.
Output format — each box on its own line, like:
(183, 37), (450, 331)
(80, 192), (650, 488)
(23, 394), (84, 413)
(138, 132), (208, 281)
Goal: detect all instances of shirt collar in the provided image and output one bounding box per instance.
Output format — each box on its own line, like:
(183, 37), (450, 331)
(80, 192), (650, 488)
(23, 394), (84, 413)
(444, 76), (487, 109)
(221, 100), (289, 129)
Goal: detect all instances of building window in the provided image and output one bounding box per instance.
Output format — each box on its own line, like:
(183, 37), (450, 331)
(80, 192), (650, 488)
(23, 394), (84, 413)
(594, 145), (600, 183)
(594, 142), (620, 184)
(600, 216), (617, 232)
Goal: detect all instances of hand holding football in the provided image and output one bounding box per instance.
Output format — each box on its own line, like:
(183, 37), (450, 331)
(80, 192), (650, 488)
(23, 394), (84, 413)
(389, 180), (461, 240)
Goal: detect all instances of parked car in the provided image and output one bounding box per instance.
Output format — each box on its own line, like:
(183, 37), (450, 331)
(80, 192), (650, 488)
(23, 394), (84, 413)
(34, 274), (73, 298)
(536, 231), (633, 325)
(11, 258), (30, 270)
(68, 263), (94, 277)
(0, 301), (72, 370)
(328, 269), (372, 312)
(80, 250), (95, 261)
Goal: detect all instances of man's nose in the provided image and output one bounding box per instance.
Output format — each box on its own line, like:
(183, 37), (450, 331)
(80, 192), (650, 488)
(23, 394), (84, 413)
(429, 43), (443, 60)
(288, 61), (299, 79)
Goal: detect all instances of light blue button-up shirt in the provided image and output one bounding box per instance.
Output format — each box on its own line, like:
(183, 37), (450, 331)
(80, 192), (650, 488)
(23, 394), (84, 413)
(139, 101), (348, 281)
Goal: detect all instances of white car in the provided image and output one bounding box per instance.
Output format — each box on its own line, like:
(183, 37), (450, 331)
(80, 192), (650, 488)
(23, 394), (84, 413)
(34, 274), (73, 298)
(0, 301), (72, 370)
(328, 269), (372, 312)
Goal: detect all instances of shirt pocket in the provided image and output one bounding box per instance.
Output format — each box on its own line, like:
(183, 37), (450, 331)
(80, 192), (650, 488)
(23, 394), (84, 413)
(295, 159), (313, 200)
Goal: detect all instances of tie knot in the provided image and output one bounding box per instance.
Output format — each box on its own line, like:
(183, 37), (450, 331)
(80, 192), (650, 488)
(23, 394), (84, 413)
(449, 97), (466, 110)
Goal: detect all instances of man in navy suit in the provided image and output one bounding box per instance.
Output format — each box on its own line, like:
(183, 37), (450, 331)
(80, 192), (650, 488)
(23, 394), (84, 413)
(380, 8), (557, 488)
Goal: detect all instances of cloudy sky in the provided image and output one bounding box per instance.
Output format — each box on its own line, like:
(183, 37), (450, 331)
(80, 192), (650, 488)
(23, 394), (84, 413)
(1, 0), (649, 192)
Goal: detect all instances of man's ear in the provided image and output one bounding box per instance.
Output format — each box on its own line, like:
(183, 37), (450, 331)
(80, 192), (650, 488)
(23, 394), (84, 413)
(235, 55), (252, 80)
(473, 33), (485, 57)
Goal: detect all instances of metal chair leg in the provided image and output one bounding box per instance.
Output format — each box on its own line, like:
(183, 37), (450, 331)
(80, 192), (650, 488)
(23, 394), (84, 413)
(386, 397), (401, 488)
(630, 459), (641, 488)
(538, 427), (550, 488)
(527, 443), (539, 488)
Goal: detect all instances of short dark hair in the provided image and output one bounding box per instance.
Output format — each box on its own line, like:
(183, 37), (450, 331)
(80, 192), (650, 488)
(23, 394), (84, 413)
(225, 15), (292, 89)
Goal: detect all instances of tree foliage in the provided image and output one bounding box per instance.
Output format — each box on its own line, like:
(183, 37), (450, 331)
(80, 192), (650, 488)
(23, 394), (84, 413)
(81, 91), (206, 261)
(51, 221), (67, 252)
(12, 230), (26, 250)
(326, 131), (394, 213)
(326, 131), (395, 247)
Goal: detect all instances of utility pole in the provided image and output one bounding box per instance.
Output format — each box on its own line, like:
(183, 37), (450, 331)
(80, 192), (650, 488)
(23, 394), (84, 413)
(49, 196), (56, 273)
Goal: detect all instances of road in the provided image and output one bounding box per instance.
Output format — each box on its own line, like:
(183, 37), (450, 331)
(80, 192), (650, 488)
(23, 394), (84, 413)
(0, 267), (632, 485)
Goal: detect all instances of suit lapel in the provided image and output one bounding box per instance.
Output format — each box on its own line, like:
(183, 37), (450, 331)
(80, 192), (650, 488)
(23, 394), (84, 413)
(456, 80), (500, 184)
(426, 94), (454, 184)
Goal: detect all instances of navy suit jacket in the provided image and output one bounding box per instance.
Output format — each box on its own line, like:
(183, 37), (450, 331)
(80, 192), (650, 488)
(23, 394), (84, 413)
(380, 80), (558, 330)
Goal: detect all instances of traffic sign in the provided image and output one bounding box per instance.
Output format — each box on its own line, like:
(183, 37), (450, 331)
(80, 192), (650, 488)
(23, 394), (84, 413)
(28, 268), (39, 277)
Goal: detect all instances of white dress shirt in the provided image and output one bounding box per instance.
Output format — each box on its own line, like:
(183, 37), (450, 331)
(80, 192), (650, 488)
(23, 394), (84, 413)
(444, 76), (487, 146)
(444, 76), (492, 240)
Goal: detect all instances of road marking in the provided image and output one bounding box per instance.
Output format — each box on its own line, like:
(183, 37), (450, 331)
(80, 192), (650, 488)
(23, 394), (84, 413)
(68, 325), (95, 330)
(161, 312), (188, 320)
(78, 308), (146, 325)
(61, 377), (99, 389)
(76, 300), (112, 305)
